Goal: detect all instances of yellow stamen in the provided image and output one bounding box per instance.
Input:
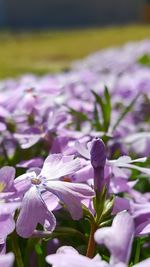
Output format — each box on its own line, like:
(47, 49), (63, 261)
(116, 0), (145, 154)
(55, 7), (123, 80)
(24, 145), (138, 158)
(31, 178), (41, 185)
(0, 182), (5, 192)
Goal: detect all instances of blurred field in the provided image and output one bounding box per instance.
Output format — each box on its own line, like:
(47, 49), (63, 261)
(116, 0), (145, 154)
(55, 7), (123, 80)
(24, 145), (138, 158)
(0, 24), (150, 78)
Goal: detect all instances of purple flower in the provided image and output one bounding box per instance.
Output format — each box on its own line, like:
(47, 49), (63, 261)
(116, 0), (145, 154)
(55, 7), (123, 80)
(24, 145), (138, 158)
(108, 156), (150, 175)
(133, 258), (150, 267)
(46, 246), (108, 267)
(0, 166), (16, 193)
(75, 140), (150, 191)
(90, 139), (106, 168)
(121, 132), (150, 156)
(76, 138), (150, 175)
(75, 138), (109, 191)
(16, 157), (44, 169)
(16, 186), (56, 238)
(45, 245), (150, 267)
(0, 253), (14, 267)
(94, 211), (134, 265)
(90, 139), (106, 192)
(14, 107), (69, 149)
(130, 201), (150, 236)
(14, 132), (42, 149)
(16, 154), (94, 237)
(0, 202), (20, 244)
(112, 197), (131, 214)
(0, 166), (20, 243)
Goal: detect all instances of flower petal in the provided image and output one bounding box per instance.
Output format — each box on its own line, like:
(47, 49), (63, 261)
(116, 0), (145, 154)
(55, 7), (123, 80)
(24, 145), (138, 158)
(40, 154), (81, 180)
(16, 186), (56, 238)
(0, 166), (15, 192)
(46, 248), (108, 267)
(46, 181), (94, 220)
(94, 211), (134, 265)
(0, 253), (14, 267)
(133, 258), (150, 267)
(75, 141), (90, 159)
(0, 215), (15, 240)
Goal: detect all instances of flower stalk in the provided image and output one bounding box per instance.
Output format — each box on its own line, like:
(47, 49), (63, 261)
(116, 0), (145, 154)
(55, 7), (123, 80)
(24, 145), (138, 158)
(11, 231), (24, 267)
(86, 222), (97, 258)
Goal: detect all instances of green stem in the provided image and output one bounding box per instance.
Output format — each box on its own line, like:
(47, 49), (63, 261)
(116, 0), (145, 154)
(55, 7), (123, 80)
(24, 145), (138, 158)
(134, 238), (141, 265)
(11, 231), (24, 267)
(86, 222), (96, 258)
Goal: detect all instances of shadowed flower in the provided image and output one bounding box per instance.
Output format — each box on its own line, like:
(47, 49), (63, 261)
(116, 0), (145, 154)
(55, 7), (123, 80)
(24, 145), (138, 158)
(94, 211), (134, 265)
(45, 245), (150, 267)
(0, 166), (16, 193)
(0, 202), (20, 246)
(0, 253), (14, 267)
(46, 246), (108, 267)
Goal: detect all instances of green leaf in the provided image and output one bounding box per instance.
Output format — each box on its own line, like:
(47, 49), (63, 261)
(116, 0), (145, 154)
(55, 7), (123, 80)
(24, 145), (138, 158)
(68, 107), (89, 121)
(92, 102), (103, 131)
(104, 86), (111, 130)
(92, 90), (105, 125)
(94, 186), (107, 224)
(112, 92), (141, 131)
(103, 195), (115, 217)
(92, 87), (111, 132)
(35, 242), (47, 267)
(99, 219), (112, 227)
(134, 238), (141, 265)
(138, 54), (150, 67)
(35, 243), (43, 255)
(67, 107), (89, 130)
(82, 204), (95, 223)
(43, 226), (86, 242)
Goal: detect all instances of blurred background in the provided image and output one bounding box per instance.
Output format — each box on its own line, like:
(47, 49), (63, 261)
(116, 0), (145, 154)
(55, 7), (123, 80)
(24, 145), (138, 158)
(0, 0), (147, 28)
(0, 0), (150, 78)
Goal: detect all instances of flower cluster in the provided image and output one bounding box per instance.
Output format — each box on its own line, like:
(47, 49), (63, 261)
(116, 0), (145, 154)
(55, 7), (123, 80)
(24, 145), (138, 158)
(0, 40), (150, 267)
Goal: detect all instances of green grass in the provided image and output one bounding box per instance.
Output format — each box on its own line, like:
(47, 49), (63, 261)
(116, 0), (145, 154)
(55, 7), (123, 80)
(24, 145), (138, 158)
(0, 24), (150, 78)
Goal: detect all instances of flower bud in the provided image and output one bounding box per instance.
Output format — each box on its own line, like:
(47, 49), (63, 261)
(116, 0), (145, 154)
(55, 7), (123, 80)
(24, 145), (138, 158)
(90, 138), (106, 192)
